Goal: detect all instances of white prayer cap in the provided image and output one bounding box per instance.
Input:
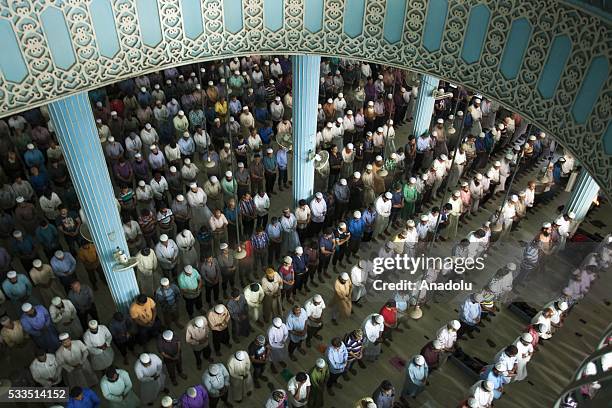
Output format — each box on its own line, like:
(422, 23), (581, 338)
(347, 110), (353, 115)
(88, 320), (98, 330)
(220, 78), (225, 83)
(189, 181), (197, 188)
(7, 270), (17, 279)
(0, 316), (9, 325)
(150, 144), (158, 150)
(504, 152), (514, 160)
(208, 80), (214, 86)
(440, 154), (448, 161)
(111, 110), (117, 116)
(478, 132), (486, 138)
(316, 358), (326, 368)
(385, 192), (392, 199)
(414, 355), (425, 366)
(214, 304), (225, 314)
(54, 250), (64, 258)
(187, 387), (197, 398)
(266, 148), (273, 154)
(497, 123), (505, 130)
(354, 211), (361, 218)
(453, 190), (460, 197)
(368, 101), (374, 106)
(338, 92), (344, 98)
(555, 218), (563, 226)
(21, 302), (33, 312)
(318, 104), (322, 109)
(155, 84), (160, 89)
(451, 320), (461, 330)
(194, 316), (205, 328)
(353, 171), (361, 179)
(437, 118), (444, 124)
(233, 70), (240, 75)
(340, 272), (350, 281)
(511, 195), (519, 202)
(51, 297), (62, 306)
(494, 362), (505, 371)
(235, 350), (247, 361)
(225, 171), (233, 178)
(59, 332), (70, 341)
(283, 256), (292, 264)
(391, 153), (398, 160)
(486, 169), (494, 178)
(162, 330), (174, 341)
(220, 243), (229, 250)
(272, 317), (282, 328)
(494, 160), (501, 166)
(483, 380), (494, 391)
(568, 211), (576, 219)
(506, 262), (517, 271)
(542, 222), (551, 228)
(159, 234), (169, 242)
(366, 164), (373, 170)
(461, 181), (468, 187)
(407, 219), (415, 227)
(340, 178), (347, 186)
(161, 396), (173, 407)
(295, 246), (303, 255)
(376, 128), (383, 133)
(174, 194), (185, 204)
(420, 214), (429, 222)
(313, 294), (323, 303)
(210, 176), (219, 184)
(169, 166), (177, 173)
(409, 177), (417, 184)
(275, 96), (281, 102)
(539, 131), (546, 138)
(135, 153), (142, 159)
(166, 79), (172, 85)
(375, 314), (384, 324)
(378, 74), (383, 79)
(529, 135), (537, 141)
(584, 362), (596, 376)
(178, 110), (184, 116)
(433, 339), (443, 349)
(315, 192), (323, 199)
(559, 301), (568, 311)
(208, 364), (220, 376)
(160, 277), (170, 286)
(96, 118), (102, 124)
(521, 332), (533, 343)
(107, 136), (115, 143)
(326, 122), (333, 129)
(468, 398), (478, 408)
(338, 222), (346, 229)
(274, 57), (279, 63)
(242, 71), (247, 76)
(475, 173), (483, 180)
(474, 98), (482, 104)
(327, 98), (333, 104)
(336, 117), (343, 123)
(178, 75), (184, 79)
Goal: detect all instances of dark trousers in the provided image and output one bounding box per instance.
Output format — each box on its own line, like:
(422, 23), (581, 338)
(242, 218), (255, 238)
(205, 283), (220, 305)
(317, 256), (332, 276)
(295, 272), (308, 291)
(265, 172), (277, 193)
(327, 371), (343, 387)
(115, 338), (135, 357)
(332, 245), (347, 266)
(348, 239), (361, 256)
(278, 169), (288, 187)
(253, 249), (267, 272)
(184, 294), (203, 318)
(253, 362), (266, 381)
(268, 241), (281, 265)
(193, 346), (212, 366)
(163, 355), (184, 383)
(76, 304), (99, 331)
(306, 324), (322, 344)
(135, 318), (161, 345)
(209, 391), (229, 408)
(212, 328), (230, 352)
(288, 339), (303, 356)
(256, 214), (268, 229)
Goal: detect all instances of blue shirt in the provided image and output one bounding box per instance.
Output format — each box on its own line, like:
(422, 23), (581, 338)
(35, 224), (59, 249)
(326, 343), (348, 373)
(259, 127), (273, 144)
(155, 284), (180, 310)
(251, 231), (269, 250)
(50, 253), (77, 277)
(12, 236), (35, 255)
(276, 149), (288, 170)
(318, 236), (334, 258)
(348, 218), (366, 239)
(263, 155), (277, 172)
(266, 223), (281, 241)
(479, 365), (508, 399)
(291, 254), (309, 274)
(459, 297), (481, 326)
(286, 309), (308, 342)
(2, 274), (32, 301)
(67, 388), (100, 408)
(362, 209), (377, 229)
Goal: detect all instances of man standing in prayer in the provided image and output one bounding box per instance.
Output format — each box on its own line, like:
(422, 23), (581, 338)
(134, 352), (167, 406)
(157, 329), (187, 386)
(83, 319), (114, 372)
(20, 302), (59, 352)
(326, 336), (348, 396)
(180, 385), (209, 408)
(308, 358), (329, 407)
(363, 313), (385, 362)
(100, 366), (140, 407)
(330, 272), (352, 325)
(55, 332), (98, 388)
(268, 317), (289, 373)
(49, 296), (83, 340)
(30, 349), (63, 388)
(185, 315), (212, 370)
(288, 371), (311, 407)
(201, 363), (232, 408)
(401, 354), (429, 400)
(208, 303), (231, 356)
(304, 294), (325, 347)
(286, 304), (308, 360)
(261, 267), (283, 323)
(227, 350), (254, 403)
(244, 282), (265, 326)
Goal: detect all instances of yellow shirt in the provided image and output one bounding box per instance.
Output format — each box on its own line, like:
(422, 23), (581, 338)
(129, 298), (156, 326)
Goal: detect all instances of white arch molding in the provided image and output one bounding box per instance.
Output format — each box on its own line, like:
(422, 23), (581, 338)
(0, 0), (610, 193)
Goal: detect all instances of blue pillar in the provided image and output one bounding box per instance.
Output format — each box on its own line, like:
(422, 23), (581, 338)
(565, 168), (600, 222)
(412, 74), (440, 137)
(48, 92), (139, 312)
(292, 54), (321, 206)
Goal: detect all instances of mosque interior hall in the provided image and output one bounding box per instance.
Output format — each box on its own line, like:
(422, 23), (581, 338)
(0, 1), (611, 408)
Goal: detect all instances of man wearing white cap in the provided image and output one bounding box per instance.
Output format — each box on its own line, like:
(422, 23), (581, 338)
(350, 261), (368, 307)
(458, 293), (482, 339)
(341, 143), (356, 179)
(270, 96), (284, 130)
(512, 332), (534, 382)
(201, 363), (231, 407)
(187, 181), (209, 232)
(186, 315), (212, 370)
(401, 354), (429, 399)
(227, 350), (254, 402)
(83, 319), (114, 372)
(374, 192), (393, 238)
(435, 320), (460, 365)
(2, 269), (33, 304)
(309, 192), (327, 236)
(180, 158), (200, 186)
(486, 263), (515, 302)
(267, 317), (289, 373)
(157, 329), (187, 385)
(178, 265), (204, 319)
(330, 272), (352, 325)
(30, 348), (63, 388)
(363, 313), (385, 361)
(55, 332), (98, 387)
(49, 296), (83, 340)
(280, 207), (300, 255)
(208, 304), (231, 356)
(469, 379), (494, 408)
(100, 366), (141, 407)
(134, 352), (167, 405)
(136, 180), (155, 213)
(203, 175), (224, 211)
(333, 178), (350, 221)
(554, 212), (574, 251)
(444, 191), (462, 240)
(176, 228), (198, 268)
(155, 234), (180, 278)
(478, 362), (507, 400)
(498, 196), (518, 241)
(173, 110), (189, 137)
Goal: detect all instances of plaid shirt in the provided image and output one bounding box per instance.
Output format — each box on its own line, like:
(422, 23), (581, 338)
(239, 198), (256, 218)
(250, 231), (269, 251)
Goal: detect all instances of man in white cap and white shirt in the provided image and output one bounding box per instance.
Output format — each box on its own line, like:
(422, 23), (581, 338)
(201, 363), (231, 407)
(185, 315), (212, 370)
(244, 282), (265, 325)
(499, 195), (518, 241)
(227, 350), (254, 402)
(341, 143), (355, 179)
(55, 332), (98, 388)
(401, 354), (429, 400)
(554, 212), (575, 251)
(309, 192), (327, 236)
(187, 181), (209, 231)
(303, 294), (326, 348)
(374, 192), (393, 238)
(512, 332), (534, 382)
(350, 260), (368, 308)
(135, 247), (159, 297)
(435, 320), (460, 365)
(134, 352), (167, 405)
(83, 319), (114, 372)
(30, 348), (63, 388)
(363, 313), (385, 361)
(486, 263), (516, 302)
(445, 191), (463, 240)
(267, 316), (289, 373)
(469, 380), (494, 408)
(155, 234), (180, 278)
(136, 180), (155, 213)
(49, 296), (83, 339)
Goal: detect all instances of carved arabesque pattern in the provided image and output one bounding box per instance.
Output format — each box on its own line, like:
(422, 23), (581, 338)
(0, 0), (610, 195)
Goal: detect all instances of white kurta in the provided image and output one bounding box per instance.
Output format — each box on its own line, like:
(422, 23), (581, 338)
(351, 265), (367, 301)
(176, 230), (199, 267)
(50, 300), (83, 339)
(83, 325), (115, 371)
(512, 337), (533, 381)
(135, 251), (159, 297)
(134, 354), (166, 404)
(100, 368), (140, 408)
(227, 356), (254, 401)
(30, 354), (63, 387)
(55, 340), (98, 388)
(244, 285), (265, 322)
(363, 315), (384, 360)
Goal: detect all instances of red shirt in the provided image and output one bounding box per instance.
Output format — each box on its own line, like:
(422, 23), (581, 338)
(379, 305), (397, 327)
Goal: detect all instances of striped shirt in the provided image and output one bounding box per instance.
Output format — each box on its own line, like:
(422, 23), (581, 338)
(344, 334), (364, 361)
